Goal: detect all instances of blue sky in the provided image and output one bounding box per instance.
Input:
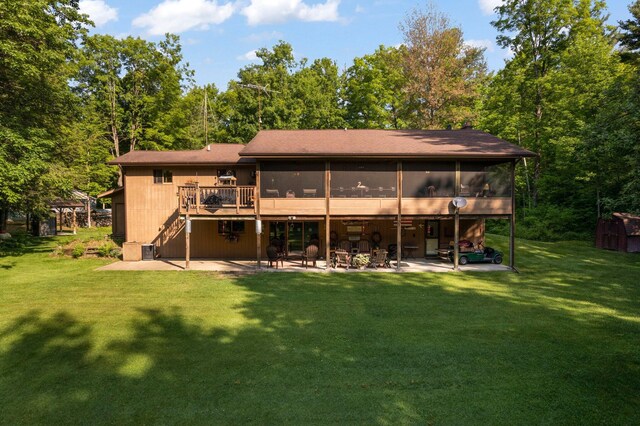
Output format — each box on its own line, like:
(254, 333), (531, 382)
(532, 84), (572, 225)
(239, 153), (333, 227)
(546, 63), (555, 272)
(79, 0), (633, 89)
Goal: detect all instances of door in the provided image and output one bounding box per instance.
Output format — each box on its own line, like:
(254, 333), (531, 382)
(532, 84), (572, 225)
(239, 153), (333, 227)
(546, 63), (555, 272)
(287, 221), (320, 257)
(425, 220), (440, 256)
(288, 222), (304, 256)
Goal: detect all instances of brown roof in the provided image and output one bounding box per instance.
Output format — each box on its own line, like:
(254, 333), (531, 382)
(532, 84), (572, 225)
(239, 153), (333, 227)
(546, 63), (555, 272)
(109, 144), (254, 166)
(240, 129), (536, 158)
(97, 187), (124, 198)
(613, 213), (640, 236)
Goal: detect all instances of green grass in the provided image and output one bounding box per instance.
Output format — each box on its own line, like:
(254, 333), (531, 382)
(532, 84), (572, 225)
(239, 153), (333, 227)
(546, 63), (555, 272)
(1, 228), (639, 424)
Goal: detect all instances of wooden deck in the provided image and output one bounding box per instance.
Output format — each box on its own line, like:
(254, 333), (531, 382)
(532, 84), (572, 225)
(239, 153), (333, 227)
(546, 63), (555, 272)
(179, 185), (256, 215)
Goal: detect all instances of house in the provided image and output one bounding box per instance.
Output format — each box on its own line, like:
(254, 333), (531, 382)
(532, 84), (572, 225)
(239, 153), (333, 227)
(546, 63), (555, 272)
(108, 129), (536, 268)
(596, 213), (640, 253)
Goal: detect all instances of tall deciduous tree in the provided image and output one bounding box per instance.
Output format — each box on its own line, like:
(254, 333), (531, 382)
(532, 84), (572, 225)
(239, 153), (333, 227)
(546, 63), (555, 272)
(342, 45), (407, 129)
(400, 3), (487, 129)
(0, 0), (88, 230)
(77, 33), (193, 184)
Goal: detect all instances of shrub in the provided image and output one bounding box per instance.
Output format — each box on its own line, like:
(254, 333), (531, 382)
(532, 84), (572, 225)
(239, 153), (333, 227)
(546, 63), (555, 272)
(97, 241), (115, 257)
(71, 243), (85, 258)
(352, 254), (370, 268)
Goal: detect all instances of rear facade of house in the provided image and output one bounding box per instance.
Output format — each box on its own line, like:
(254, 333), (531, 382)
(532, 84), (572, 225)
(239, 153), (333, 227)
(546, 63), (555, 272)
(109, 129), (535, 267)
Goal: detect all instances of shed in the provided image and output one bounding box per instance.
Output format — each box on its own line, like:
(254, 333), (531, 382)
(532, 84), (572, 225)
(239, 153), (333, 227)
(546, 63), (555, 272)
(596, 213), (640, 253)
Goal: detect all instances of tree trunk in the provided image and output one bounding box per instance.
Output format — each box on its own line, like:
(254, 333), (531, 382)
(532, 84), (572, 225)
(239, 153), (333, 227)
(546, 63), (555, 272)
(0, 207), (8, 233)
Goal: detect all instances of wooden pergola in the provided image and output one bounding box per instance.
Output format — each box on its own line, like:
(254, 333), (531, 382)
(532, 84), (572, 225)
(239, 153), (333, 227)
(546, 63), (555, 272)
(50, 199), (84, 234)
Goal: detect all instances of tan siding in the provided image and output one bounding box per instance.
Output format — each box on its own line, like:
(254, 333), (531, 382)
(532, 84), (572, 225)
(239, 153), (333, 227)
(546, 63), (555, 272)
(123, 166), (256, 258)
(329, 199), (398, 215)
(260, 198), (326, 215)
(402, 197), (511, 215)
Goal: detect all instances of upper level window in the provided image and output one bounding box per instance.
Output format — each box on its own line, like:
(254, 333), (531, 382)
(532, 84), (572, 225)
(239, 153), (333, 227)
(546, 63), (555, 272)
(153, 169), (173, 184)
(460, 162), (511, 197)
(403, 161), (455, 197)
(331, 161), (397, 198)
(261, 161), (325, 198)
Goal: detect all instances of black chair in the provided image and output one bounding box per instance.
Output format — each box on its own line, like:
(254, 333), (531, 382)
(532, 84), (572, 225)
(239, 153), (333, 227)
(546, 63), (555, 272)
(266, 245), (284, 268)
(387, 244), (398, 260)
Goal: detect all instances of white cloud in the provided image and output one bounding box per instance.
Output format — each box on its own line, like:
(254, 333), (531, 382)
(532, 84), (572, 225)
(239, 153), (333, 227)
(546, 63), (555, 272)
(241, 0), (341, 25)
(355, 4), (364, 13)
(79, 0), (118, 27)
(478, 0), (502, 15)
(133, 0), (235, 35)
(237, 50), (259, 61)
(465, 39), (495, 53)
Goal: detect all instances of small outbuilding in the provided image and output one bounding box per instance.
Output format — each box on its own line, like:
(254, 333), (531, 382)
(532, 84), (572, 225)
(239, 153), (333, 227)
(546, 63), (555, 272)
(596, 212), (640, 253)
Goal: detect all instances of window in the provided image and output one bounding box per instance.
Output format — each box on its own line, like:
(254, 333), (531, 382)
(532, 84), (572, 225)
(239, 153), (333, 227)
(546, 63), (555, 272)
(153, 169), (173, 184)
(460, 162), (511, 197)
(261, 161), (325, 198)
(218, 220), (245, 234)
(403, 162), (455, 197)
(331, 161), (397, 198)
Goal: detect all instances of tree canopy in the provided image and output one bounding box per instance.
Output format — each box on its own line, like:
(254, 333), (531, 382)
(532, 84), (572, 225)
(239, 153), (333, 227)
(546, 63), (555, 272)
(0, 0), (638, 240)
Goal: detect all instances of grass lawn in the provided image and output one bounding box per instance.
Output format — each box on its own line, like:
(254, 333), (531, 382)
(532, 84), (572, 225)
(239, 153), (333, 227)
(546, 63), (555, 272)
(1, 228), (639, 424)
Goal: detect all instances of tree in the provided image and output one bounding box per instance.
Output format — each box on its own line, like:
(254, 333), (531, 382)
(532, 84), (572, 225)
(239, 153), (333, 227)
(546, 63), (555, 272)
(77, 33), (193, 184)
(482, 0), (623, 238)
(292, 57), (345, 129)
(0, 0), (89, 230)
(619, 0), (640, 62)
(399, 3), (487, 129)
(342, 45), (407, 129)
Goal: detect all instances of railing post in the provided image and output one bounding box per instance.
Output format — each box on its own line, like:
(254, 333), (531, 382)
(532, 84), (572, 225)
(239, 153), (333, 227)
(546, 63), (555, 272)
(195, 182), (200, 214)
(236, 187), (240, 214)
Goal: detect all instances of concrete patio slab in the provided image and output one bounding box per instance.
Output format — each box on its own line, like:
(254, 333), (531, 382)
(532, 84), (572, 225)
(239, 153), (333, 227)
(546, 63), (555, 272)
(96, 258), (511, 273)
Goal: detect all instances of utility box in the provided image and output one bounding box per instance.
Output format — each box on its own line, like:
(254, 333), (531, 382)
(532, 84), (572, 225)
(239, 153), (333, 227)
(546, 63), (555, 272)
(141, 244), (155, 260)
(122, 242), (142, 261)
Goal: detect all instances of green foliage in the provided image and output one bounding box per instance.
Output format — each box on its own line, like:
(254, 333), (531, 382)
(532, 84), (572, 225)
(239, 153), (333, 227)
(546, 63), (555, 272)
(352, 253), (370, 268)
(0, 0), (88, 229)
(481, 0), (627, 239)
(97, 240), (120, 258)
(400, 3), (487, 129)
(342, 45), (407, 129)
(71, 242), (85, 258)
(619, 0), (640, 62)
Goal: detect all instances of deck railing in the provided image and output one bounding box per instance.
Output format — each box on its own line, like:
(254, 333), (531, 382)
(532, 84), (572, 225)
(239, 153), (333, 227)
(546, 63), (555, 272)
(178, 185), (255, 214)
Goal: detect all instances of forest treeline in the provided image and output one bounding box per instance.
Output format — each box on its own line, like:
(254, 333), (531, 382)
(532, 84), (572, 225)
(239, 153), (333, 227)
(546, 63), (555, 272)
(1, 0), (639, 240)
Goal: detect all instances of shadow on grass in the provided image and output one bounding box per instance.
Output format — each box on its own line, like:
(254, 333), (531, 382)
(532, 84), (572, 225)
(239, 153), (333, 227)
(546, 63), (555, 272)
(0, 232), (58, 259)
(1, 267), (639, 424)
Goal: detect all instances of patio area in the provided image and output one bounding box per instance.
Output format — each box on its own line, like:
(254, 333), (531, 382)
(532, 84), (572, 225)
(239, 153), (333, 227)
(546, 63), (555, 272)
(96, 258), (511, 273)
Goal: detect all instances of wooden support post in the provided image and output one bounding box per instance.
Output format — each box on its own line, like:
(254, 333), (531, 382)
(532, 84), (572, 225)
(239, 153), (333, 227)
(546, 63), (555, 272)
(510, 160), (516, 270)
(325, 161), (331, 269)
(454, 161), (460, 271)
(72, 208), (77, 235)
(256, 162), (261, 269)
(396, 161), (402, 270)
(236, 187), (240, 214)
(86, 198), (91, 228)
(454, 210), (460, 271)
(195, 182), (200, 214)
(185, 213), (190, 270)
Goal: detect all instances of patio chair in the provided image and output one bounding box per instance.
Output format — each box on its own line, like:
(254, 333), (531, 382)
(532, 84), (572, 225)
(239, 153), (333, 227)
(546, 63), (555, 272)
(266, 245), (284, 268)
(302, 244), (319, 268)
(265, 189), (280, 197)
(332, 249), (351, 269)
(369, 249), (390, 268)
(303, 188), (317, 197)
(339, 240), (351, 252)
(357, 239), (371, 254)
